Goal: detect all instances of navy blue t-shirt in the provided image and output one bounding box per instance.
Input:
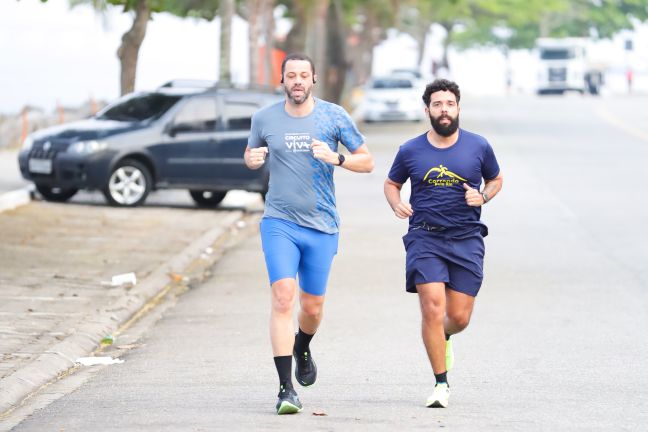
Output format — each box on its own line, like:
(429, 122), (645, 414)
(388, 129), (500, 234)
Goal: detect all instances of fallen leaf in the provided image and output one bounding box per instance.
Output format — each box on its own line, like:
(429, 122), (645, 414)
(168, 272), (184, 283)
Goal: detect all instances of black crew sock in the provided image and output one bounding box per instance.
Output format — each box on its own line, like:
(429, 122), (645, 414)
(294, 328), (315, 355)
(273, 356), (293, 390)
(435, 371), (448, 386)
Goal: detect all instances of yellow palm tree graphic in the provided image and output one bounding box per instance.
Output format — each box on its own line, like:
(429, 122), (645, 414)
(423, 164), (467, 182)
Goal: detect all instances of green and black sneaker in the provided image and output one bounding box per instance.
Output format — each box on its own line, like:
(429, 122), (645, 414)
(293, 347), (317, 387)
(276, 385), (302, 415)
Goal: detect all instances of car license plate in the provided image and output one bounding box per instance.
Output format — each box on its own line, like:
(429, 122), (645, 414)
(28, 158), (53, 174)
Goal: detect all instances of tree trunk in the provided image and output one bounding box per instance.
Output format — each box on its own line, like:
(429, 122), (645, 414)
(440, 22), (452, 70)
(262, 0), (276, 86)
(220, 0), (235, 85)
(283, 1), (308, 54)
(415, 22), (429, 69)
(247, 0), (262, 86)
(116, 0), (150, 96)
(312, 0), (329, 66)
(352, 7), (383, 85)
(323, 0), (345, 104)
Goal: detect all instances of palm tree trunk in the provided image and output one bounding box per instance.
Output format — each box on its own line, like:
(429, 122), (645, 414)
(415, 22), (429, 69)
(324, 0), (345, 103)
(116, 0), (150, 95)
(441, 21), (452, 70)
(312, 0), (330, 98)
(247, 0), (262, 86)
(284, 0), (308, 54)
(220, 0), (235, 85)
(262, 0), (276, 86)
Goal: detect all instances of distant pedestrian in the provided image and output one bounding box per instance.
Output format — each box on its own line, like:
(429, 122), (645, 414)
(245, 53), (374, 415)
(384, 79), (503, 408)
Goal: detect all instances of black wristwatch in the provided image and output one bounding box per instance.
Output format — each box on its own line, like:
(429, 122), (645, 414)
(337, 153), (345, 166)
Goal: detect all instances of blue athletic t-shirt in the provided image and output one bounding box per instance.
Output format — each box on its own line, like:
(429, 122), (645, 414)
(248, 98), (365, 234)
(388, 129), (500, 234)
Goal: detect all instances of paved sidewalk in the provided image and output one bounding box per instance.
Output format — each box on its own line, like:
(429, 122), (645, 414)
(0, 148), (31, 213)
(0, 199), (256, 417)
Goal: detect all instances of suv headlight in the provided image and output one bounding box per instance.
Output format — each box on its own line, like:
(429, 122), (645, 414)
(22, 135), (33, 151)
(68, 140), (109, 154)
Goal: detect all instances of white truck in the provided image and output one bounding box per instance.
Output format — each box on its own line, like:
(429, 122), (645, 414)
(536, 38), (605, 95)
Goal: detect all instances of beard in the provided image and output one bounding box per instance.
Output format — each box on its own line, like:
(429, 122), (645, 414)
(429, 113), (459, 137)
(284, 84), (312, 105)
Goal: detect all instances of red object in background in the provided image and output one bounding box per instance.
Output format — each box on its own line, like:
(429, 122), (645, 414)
(258, 47), (285, 86)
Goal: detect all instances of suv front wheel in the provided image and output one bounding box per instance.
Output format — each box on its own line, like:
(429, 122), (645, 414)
(103, 159), (152, 207)
(189, 190), (227, 207)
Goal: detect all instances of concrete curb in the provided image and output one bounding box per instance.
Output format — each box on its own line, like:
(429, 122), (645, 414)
(0, 185), (33, 214)
(0, 210), (245, 416)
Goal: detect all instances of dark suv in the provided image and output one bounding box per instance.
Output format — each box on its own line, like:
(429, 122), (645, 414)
(18, 82), (281, 207)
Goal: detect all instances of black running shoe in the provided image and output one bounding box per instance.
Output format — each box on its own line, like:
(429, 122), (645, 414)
(275, 385), (302, 415)
(293, 344), (317, 387)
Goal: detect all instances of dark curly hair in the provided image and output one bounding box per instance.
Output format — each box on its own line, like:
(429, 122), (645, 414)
(422, 79), (461, 107)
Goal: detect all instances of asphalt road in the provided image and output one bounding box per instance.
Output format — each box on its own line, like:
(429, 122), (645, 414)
(8, 94), (648, 431)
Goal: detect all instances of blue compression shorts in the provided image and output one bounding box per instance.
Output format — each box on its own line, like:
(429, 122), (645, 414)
(260, 217), (339, 296)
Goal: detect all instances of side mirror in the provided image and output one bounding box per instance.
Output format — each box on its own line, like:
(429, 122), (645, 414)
(166, 123), (192, 137)
(164, 122), (175, 137)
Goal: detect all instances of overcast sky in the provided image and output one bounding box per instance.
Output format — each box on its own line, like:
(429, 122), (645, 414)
(0, 0), (229, 114)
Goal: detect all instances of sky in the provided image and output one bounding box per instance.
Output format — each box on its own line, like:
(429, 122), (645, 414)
(1, 0), (647, 115)
(0, 0), (234, 114)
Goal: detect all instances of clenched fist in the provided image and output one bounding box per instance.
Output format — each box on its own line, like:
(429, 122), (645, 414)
(463, 182), (485, 207)
(246, 147), (268, 169)
(393, 201), (414, 219)
(311, 139), (337, 165)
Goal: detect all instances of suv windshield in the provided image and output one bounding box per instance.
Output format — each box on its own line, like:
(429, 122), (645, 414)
(372, 79), (413, 89)
(97, 93), (181, 122)
(540, 48), (575, 60)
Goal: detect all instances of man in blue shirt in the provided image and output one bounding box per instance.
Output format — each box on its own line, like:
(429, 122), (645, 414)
(245, 53), (374, 414)
(384, 79), (503, 408)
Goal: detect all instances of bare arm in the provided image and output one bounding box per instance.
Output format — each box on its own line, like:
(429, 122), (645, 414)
(384, 178), (413, 219)
(482, 173), (503, 203)
(311, 141), (374, 173)
(463, 173), (504, 206)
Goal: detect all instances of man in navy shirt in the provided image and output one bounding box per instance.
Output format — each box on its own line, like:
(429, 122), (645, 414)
(384, 79), (503, 408)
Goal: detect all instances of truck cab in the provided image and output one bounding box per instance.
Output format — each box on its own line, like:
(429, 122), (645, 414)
(536, 38), (604, 95)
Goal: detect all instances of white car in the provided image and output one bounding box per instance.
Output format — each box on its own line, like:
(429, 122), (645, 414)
(361, 76), (425, 123)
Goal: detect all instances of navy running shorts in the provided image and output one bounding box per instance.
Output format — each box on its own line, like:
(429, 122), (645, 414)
(402, 227), (485, 297)
(260, 217), (339, 296)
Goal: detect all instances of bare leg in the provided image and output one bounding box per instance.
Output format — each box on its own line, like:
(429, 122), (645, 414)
(297, 290), (325, 335)
(418, 282), (447, 374)
(444, 287), (475, 336)
(270, 278), (298, 356)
